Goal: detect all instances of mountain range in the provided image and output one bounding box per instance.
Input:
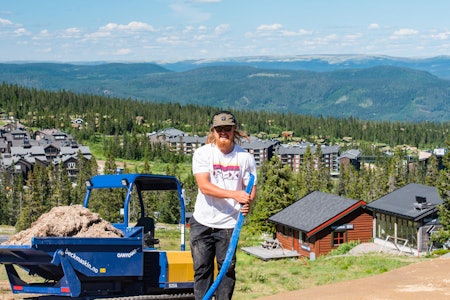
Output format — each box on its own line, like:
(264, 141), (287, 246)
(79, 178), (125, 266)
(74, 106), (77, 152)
(0, 55), (449, 122)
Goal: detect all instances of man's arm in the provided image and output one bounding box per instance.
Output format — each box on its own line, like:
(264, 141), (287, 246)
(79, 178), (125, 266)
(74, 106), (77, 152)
(194, 172), (252, 205)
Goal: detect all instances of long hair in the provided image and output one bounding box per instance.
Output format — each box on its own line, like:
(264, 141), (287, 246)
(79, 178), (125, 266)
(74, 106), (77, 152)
(206, 128), (250, 145)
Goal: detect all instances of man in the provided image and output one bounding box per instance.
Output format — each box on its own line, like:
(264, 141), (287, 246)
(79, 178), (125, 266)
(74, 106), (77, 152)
(190, 111), (257, 300)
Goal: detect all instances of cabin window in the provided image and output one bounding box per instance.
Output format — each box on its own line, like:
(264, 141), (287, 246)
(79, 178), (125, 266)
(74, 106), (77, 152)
(280, 226), (293, 237)
(299, 231), (307, 243)
(332, 231), (346, 246)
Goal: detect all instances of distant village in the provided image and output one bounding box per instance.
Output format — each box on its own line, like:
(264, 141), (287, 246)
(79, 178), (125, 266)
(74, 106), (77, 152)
(0, 118), (447, 183)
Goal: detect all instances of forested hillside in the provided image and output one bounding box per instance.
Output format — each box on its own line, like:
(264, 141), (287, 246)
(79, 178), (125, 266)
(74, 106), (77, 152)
(0, 83), (448, 149)
(1, 62), (449, 122)
(160, 55), (450, 79)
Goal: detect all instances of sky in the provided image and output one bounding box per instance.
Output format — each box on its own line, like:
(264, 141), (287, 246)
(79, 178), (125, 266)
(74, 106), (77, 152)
(1, 0), (450, 63)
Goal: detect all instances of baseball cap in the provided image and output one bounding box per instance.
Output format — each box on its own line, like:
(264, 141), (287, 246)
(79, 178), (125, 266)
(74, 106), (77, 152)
(211, 111), (237, 127)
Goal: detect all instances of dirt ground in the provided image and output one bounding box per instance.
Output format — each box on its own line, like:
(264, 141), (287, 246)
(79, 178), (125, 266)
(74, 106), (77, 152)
(2, 205), (123, 245)
(257, 255), (450, 300)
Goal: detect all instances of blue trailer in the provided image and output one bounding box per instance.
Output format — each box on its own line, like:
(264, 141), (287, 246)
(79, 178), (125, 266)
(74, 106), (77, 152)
(0, 174), (196, 299)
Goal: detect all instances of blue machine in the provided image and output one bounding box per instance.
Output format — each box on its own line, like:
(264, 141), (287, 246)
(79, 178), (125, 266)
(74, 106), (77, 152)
(0, 174), (195, 298)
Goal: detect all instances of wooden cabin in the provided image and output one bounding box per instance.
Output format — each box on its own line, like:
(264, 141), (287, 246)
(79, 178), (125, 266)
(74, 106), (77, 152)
(268, 191), (372, 260)
(366, 183), (444, 255)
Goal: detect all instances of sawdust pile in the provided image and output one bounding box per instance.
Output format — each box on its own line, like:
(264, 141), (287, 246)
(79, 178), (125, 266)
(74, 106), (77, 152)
(3, 205), (124, 245)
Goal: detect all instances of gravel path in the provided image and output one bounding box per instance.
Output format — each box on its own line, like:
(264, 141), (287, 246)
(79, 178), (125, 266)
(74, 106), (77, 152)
(256, 243), (450, 300)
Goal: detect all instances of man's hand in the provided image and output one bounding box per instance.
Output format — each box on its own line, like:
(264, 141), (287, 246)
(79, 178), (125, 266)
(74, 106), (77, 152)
(240, 203), (251, 216)
(232, 190), (251, 205)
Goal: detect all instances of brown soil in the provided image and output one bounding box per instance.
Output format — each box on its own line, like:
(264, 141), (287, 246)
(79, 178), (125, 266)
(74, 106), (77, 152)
(0, 205), (124, 299)
(257, 256), (450, 300)
(2, 205), (123, 245)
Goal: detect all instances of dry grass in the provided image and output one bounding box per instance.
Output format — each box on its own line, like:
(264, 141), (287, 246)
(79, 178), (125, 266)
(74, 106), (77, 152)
(233, 247), (419, 299)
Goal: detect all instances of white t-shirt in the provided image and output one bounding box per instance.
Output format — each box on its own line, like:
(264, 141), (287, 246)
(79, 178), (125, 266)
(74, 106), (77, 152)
(192, 143), (257, 228)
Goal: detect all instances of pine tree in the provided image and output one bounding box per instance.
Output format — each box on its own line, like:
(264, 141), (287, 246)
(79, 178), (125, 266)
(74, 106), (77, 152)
(104, 152), (117, 175)
(315, 145), (332, 192)
(141, 156), (152, 174)
(431, 147), (450, 246)
(300, 146), (317, 193)
(0, 173), (9, 224)
(59, 165), (74, 206)
(7, 172), (24, 226)
(387, 148), (408, 192)
(425, 154), (439, 187)
(246, 156), (295, 235)
(16, 166), (49, 231)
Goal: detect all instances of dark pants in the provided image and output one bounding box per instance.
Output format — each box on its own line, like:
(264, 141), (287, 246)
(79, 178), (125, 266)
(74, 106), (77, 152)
(189, 216), (236, 300)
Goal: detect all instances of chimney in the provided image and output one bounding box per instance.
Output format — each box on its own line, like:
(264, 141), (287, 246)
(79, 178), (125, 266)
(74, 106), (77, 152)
(414, 196), (428, 210)
(416, 196), (426, 203)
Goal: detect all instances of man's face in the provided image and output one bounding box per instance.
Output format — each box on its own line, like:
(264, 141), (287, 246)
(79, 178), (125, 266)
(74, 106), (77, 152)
(214, 125), (234, 148)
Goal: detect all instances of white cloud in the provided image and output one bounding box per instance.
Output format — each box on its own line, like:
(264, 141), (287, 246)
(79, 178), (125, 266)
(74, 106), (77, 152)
(156, 35), (183, 46)
(39, 29), (49, 36)
(324, 34), (339, 42)
(393, 28), (419, 36)
(345, 33), (363, 40)
(86, 30), (111, 39)
(127, 21), (155, 31)
(368, 23), (380, 30)
(100, 21), (155, 32)
(115, 48), (132, 55)
(280, 28), (312, 37)
(14, 28), (30, 36)
(214, 24), (230, 35)
(0, 18), (13, 25)
(183, 26), (195, 34)
(63, 27), (81, 36)
(85, 21), (155, 40)
(256, 23), (283, 31)
(389, 28), (419, 41)
(431, 31), (450, 40)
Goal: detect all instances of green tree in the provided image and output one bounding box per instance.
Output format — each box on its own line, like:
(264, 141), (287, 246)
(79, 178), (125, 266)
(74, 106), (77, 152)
(315, 145), (332, 192)
(300, 146), (317, 193)
(16, 166), (49, 231)
(7, 172), (24, 226)
(104, 152), (117, 175)
(246, 156), (294, 235)
(431, 147), (450, 246)
(0, 173), (9, 224)
(387, 148), (408, 192)
(156, 191), (181, 224)
(425, 154), (440, 187)
(337, 163), (360, 199)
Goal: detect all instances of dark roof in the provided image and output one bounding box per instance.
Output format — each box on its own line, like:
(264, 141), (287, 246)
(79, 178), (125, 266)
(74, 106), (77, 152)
(339, 149), (361, 160)
(168, 135), (206, 144)
(277, 144), (339, 155)
(268, 191), (363, 233)
(366, 183), (443, 221)
(241, 137), (279, 149)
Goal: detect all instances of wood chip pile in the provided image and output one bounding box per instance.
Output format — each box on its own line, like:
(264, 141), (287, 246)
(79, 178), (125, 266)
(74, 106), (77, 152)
(3, 205), (124, 245)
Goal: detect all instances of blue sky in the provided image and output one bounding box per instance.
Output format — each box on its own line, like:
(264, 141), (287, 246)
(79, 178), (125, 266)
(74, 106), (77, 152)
(1, 0), (450, 62)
